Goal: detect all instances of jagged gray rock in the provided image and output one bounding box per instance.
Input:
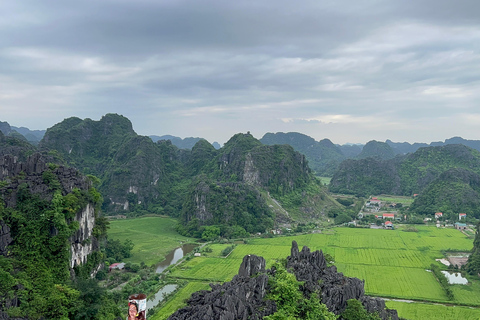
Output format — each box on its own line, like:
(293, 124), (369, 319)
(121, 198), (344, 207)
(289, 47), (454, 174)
(0, 153), (97, 268)
(0, 221), (12, 256)
(168, 255), (275, 320)
(287, 241), (398, 320)
(167, 242), (398, 320)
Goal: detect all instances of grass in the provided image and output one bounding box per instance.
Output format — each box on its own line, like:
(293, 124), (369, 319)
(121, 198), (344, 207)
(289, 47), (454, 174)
(135, 224), (480, 318)
(318, 176), (331, 186)
(107, 216), (196, 266)
(375, 194), (414, 205)
(149, 281), (211, 320)
(386, 301), (480, 320)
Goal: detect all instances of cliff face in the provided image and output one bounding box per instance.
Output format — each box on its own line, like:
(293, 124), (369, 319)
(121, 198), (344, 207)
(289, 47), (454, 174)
(0, 153), (98, 270)
(168, 242), (398, 320)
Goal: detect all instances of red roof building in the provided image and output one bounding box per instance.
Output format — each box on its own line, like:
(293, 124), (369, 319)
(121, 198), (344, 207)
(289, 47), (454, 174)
(435, 212), (443, 219)
(383, 213), (395, 219)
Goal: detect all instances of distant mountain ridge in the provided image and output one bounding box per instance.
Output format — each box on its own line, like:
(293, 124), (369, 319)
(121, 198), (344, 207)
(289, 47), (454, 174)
(260, 132), (480, 177)
(0, 121), (45, 145)
(150, 135), (221, 150)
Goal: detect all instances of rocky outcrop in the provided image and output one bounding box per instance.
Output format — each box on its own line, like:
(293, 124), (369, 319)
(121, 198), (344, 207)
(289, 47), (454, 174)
(287, 241), (398, 319)
(0, 221), (12, 256)
(168, 255), (276, 320)
(168, 242), (397, 320)
(0, 153), (89, 207)
(0, 153), (97, 270)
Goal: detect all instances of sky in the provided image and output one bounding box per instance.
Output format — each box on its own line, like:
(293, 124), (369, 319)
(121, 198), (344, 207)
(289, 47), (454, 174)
(1, 0), (479, 145)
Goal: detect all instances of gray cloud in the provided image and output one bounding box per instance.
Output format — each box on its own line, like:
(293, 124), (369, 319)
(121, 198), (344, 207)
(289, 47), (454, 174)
(1, 0), (479, 144)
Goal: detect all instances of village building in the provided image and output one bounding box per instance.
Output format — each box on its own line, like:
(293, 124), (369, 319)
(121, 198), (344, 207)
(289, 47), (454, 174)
(455, 222), (467, 230)
(459, 213), (467, 220)
(435, 212), (443, 219)
(385, 221), (394, 229)
(383, 213), (395, 219)
(109, 262), (125, 272)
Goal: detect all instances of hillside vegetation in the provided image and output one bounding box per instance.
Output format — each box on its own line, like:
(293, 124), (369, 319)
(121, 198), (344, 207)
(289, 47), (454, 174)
(38, 115), (339, 236)
(330, 144), (480, 194)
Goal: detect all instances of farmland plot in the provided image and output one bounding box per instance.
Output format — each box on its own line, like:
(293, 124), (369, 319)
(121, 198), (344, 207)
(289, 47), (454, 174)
(169, 257), (242, 282)
(150, 281), (211, 320)
(154, 226), (479, 319)
(386, 301), (480, 320)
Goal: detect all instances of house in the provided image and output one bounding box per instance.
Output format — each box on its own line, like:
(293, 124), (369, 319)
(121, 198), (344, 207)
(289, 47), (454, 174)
(459, 213), (467, 220)
(385, 221), (394, 229)
(455, 222), (467, 230)
(435, 212), (443, 219)
(383, 213), (395, 219)
(109, 262), (125, 272)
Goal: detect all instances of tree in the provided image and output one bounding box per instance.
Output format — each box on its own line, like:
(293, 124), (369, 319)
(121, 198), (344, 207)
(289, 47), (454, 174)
(334, 213), (352, 225)
(341, 299), (381, 320)
(201, 225), (221, 241)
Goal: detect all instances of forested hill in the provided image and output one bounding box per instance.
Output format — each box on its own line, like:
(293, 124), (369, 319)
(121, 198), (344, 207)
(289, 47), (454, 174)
(329, 144), (480, 199)
(409, 168), (480, 217)
(38, 115), (338, 236)
(149, 134), (221, 150)
(260, 132), (346, 176)
(0, 153), (110, 319)
(260, 132), (480, 177)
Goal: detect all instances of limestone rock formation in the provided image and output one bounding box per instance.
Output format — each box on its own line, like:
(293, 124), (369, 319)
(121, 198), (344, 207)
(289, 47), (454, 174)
(287, 241), (398, 319)
(168, 255), (276, 320)
(0, 221), (12, 256)
(0, 153), (98, 269)
(168, 242), (398, 320)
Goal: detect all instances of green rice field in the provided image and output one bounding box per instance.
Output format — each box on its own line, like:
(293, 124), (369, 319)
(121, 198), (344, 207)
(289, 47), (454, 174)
(107, 216), (196, 266)
(151, 225), (480, 319)
(150, 282), (211, 320)
(386, 301), (480, 320)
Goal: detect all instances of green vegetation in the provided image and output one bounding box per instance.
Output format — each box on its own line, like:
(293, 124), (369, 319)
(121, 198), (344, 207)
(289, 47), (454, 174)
(410, 168), (480, 217)
(341, 299), (381, 320)
(430, 263), (454, 300)
(264, 262), (337, 320)
(152, 226), (480, 320)
(39, 116), (337, 236)
(466, 222), (480, 275)
(386, 301), (480, 320)
(0, 180), (118, 319)
(149, 282), (211, 320)
(357, 140), (395, 161)
(330, 144), (480, 204)
(260, 132), (346, 177)
(107, 217), (195, 266)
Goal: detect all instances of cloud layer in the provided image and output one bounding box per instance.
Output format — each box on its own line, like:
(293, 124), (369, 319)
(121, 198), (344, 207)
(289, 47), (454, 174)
(1, 0), (479, 144)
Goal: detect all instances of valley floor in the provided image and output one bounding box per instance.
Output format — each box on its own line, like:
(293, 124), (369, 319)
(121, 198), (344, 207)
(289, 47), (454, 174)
(148, 225), (480, 320)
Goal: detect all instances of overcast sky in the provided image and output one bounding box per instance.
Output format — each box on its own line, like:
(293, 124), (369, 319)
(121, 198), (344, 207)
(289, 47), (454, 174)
(1, 0), (479, 145)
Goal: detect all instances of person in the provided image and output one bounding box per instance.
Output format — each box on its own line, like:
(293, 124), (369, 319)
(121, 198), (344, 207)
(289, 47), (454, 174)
(128, 301), (146, 320)
(128, 302), (138, 320)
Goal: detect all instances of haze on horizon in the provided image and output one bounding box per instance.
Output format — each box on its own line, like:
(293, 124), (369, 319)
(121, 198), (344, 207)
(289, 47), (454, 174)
(1, 0), (479, 145)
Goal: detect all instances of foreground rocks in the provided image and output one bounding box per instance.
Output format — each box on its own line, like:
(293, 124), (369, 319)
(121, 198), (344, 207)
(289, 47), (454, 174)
(168, 241), (398, 320)
(168, 255), (275, 320)
(287, 241), (398, 319)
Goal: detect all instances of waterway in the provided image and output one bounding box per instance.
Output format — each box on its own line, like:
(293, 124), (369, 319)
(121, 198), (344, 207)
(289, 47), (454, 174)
(155, 243), (197, 273)
(441, 271), (468, 285)
(146, 284), (177, 312)
(146, 244), (197, 312)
